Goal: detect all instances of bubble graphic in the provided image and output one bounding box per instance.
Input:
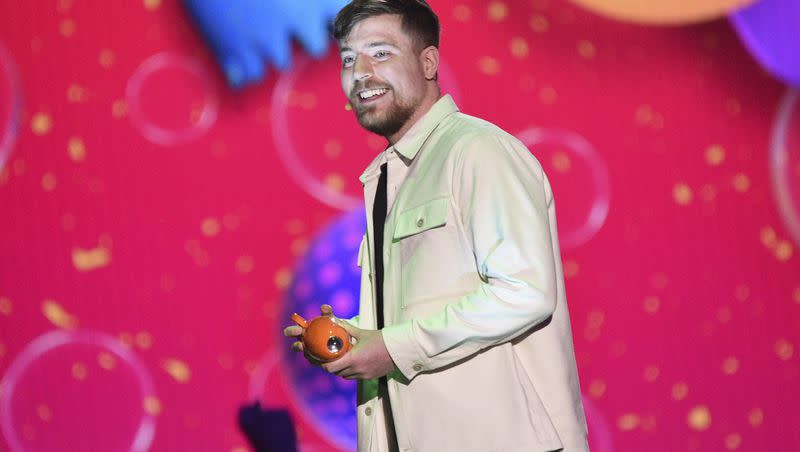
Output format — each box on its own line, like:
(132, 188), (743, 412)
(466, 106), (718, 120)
(0, 42), (22, 171)
(271, 53), (461, 210)
(126, 53), (218, 146)
(516, 128), (611, 249)
(0, 330), (157, 452)
(770, 88), (800, 248)
(277, 207), (365, 450)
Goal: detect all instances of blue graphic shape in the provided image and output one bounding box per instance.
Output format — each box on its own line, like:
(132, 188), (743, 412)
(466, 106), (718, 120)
(183, 0), (349, 88)
(282, 207), (365, 450)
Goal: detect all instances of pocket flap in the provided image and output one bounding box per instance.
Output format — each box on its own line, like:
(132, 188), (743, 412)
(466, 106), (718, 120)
(393, 198), (448, 240)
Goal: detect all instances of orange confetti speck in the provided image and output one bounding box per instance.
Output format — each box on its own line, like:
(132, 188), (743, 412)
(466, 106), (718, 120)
(231, 447), (249, 452)
(68, 137), (86, 161)
(760, 226), (777, 249)
(722, 357), (740, 375)
(98, 352), (117, 370)
(643, 365), (660, 382)
(644, 295), (660, 314)
(67, 84), (88, 103)
(539, 86), (557, 105)
(31, 113), (52, 135)
(793, 287), (800, 304)
(59, 19), (75, 37)
(143, 396), (162, 415)
(699, 184), (717, 202)
(688, 405), (712, 431)
(143, 0), (161, 11)
(617, 413), (640, 431)
(488, 1), (508, 21)
(510, 37), (529, 59)
(672, 382), (689, 400)
(673, 183), (693, 205)
(162, 358), (192, 383)
(588, 379), (606, 398)
(58, 0), (74, 13)
(236, 255), (255, 274)
(774, 240), (793, 261)
(42, 300), (78, 329)
(201, 218), (221, 237)
(747, 408), (763, 427)
(0, 342), (6, 358)
(587, 310), (605, 329)
(734, 284), (750, 302)
(37, 404), (52, 422)
(774, 339), (794, 360)
(344, 102), (352, 111)
(0, 296), (12, 316)
(41, 172), (57, 191)
(724, 433), (742, 450)
(275, 268), (292, 290)
(244, 360), (258, 376)
(732, 173), (750, 192)
(478, 56), (501, 76)
(716, 306), (732, 323)
(72, 244), (111, 272)
(577, 40), (596, 59)
(71, 362), (88, 380)
(136, 331), (154, 350)
(324, 173), (345, 192)
(705, 145), (726, 166)
(563, 259), (579, 279)
(529, 14), (549, 33)
(453, 4), (472, 22)
(112, 99), (128, 118)
(651, 272), (669, 289)
(324, 140), (343, 159)
(551, 151), (571, 173)
(291, 237), (309, 256)
(118, 332), (134, 348)
(99, 49), (115, 68)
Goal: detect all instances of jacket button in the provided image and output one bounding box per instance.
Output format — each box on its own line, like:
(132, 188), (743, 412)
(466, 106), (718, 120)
(416, 218), (424, 228)
(365, 407), (372, 416)
(412, 363), (423, 372)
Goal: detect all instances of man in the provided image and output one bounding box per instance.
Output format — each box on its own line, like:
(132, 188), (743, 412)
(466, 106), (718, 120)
(285, 1), (589, 451)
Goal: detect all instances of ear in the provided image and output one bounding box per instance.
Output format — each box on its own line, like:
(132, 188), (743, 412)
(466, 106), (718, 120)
(420, 45), (440, 81)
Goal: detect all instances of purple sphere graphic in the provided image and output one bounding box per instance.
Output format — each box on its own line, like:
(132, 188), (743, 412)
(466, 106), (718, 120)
(282, 207), (365, 451)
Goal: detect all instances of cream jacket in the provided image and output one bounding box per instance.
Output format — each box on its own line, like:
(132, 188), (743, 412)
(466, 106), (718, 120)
(352, 96), (589, 452)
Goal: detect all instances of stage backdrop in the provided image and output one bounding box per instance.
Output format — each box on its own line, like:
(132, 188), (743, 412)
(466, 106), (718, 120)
(1, 1), (799, 451)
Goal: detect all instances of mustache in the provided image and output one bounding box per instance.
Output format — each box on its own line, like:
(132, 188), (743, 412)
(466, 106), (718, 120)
(350, 82), (392, 98)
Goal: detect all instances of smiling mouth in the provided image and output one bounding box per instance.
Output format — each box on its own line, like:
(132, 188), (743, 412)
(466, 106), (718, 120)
(357, 88), (389, 104)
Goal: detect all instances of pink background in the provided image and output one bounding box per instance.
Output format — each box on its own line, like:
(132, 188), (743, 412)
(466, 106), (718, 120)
(1, 0), (799, 451)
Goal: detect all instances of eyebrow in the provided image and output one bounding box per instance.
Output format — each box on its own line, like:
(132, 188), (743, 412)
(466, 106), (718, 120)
(340, 42), (399, 53)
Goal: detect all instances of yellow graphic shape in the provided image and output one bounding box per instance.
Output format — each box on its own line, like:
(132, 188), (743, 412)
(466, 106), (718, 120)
(42, 300), (78, 329)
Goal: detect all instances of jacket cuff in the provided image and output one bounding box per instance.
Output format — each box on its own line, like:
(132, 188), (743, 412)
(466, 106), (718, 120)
(381, 321), (428, 380)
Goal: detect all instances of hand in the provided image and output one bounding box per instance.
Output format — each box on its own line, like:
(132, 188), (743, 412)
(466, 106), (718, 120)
(283, 304), (334, 365)
(183, 0), (350, 88)
(322, 321), (397, 380)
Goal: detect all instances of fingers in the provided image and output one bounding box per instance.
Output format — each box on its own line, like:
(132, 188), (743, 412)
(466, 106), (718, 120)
(283, 325), (303, 337)
(291, 341), (304, 352)
(320, 304), (333, 316)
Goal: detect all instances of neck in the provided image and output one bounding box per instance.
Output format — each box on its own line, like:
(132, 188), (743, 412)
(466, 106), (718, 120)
(386, 85), (442, 145)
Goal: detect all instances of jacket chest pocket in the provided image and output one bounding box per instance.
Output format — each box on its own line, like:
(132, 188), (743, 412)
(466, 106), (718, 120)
(392, 198), (455, 307)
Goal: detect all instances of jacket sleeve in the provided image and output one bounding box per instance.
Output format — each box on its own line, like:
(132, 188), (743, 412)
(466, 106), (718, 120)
(381, 132), (559, 380)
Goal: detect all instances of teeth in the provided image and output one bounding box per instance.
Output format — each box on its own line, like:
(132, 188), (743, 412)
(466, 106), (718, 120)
(359, 88), (388, 100)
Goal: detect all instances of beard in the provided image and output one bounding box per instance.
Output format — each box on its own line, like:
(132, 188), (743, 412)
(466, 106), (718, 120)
(353, 90), (417, 138)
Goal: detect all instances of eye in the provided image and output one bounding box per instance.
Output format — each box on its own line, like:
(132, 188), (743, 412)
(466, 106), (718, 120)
(342, 55), (355, 67)
(374, 50), (390, 59)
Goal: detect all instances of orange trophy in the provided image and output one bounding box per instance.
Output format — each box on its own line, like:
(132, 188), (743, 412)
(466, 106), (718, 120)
(290, 312), (353, 363)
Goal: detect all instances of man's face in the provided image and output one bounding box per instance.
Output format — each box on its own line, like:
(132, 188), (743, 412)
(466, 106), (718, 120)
(339, 14), (427, 137)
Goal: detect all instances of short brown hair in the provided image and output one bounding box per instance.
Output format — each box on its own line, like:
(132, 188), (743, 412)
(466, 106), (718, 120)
(333, 0), (441, 51)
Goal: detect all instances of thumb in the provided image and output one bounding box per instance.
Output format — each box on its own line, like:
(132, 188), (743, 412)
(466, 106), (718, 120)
(335, 318), (361, 339)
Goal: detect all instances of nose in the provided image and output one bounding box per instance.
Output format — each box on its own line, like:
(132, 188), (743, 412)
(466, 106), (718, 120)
(353, 55), (373, 82)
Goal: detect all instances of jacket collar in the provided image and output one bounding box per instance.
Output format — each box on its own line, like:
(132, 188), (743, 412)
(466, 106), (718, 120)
(359, 95), (459, 184)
